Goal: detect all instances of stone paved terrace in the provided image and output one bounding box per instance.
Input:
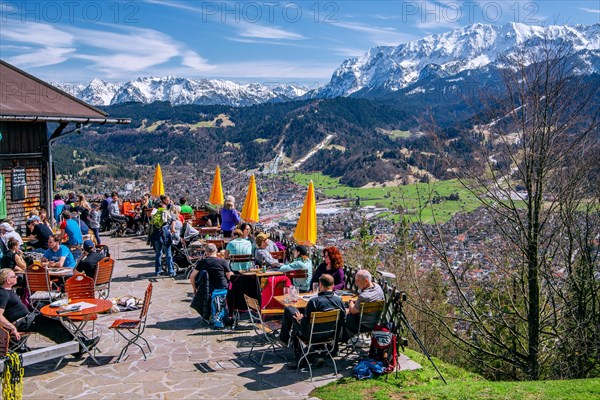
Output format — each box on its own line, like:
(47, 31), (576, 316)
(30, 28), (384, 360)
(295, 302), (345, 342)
(21, 234), (420, 399)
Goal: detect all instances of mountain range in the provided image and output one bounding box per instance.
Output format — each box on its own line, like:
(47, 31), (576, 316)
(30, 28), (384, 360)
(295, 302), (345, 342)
(52, 22), (600, 107)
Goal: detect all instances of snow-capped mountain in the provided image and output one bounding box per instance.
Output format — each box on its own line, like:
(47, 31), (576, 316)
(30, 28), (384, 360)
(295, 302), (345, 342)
(53, 77), (308, 107)
(312, 22), (600, 98)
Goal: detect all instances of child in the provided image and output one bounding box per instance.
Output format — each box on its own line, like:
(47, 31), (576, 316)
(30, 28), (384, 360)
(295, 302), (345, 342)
(89, 203), (101, 245)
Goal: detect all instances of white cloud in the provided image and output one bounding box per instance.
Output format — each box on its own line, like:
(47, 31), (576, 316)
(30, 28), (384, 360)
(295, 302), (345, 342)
(578, 7), (600, 14)
(144, 0), (203, 13)
(333, 47), (366, 57)
(335, 22), (412, 46)
(181, 51), (215, 72)
(0, 21), (74, 47)
(8, 47), (76, 68)
(237, 22), (304, 40)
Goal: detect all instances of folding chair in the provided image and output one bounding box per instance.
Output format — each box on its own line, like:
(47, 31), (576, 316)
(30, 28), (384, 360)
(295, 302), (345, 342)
(94, 257), (115, 299)
(269, 251), (286, 263)
(206, 239), (225, 251)
(341, 300), (384, 358)
(230, 254), (255, 272)
(64, 274), (98, 345)
(296, 309), (341, 381)
(243, 294), (287, 366)
(25, 264), (61, 310)
(109, 283), (153, 363)
(0, 325), (31, 354)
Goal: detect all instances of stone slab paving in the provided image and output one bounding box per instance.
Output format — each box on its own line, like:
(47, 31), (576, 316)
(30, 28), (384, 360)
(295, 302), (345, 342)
(21, 234), (421, 399)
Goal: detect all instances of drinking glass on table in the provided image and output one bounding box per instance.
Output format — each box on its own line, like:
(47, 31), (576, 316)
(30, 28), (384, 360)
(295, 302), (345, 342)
(312, 282), (319, 294)
(283, 287), (291, 305)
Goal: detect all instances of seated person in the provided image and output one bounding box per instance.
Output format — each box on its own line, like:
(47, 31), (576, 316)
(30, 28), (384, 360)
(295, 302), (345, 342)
(109, 193), (140, 231)
(278, 245), (313, 292)
(254, 235), (281, 268)
(75, 240), (105, 278)
(342, 269), (385, 341)
(189, 243), (233, 329)
(42, 235), (77, 269)
(312, 246), (346, 291)
(255, 232), (279, 252)
(179, 197), (193, 215)
(0, 221), (23, 247)
(278, 274), (346, 347)
(0, 268), (99, 352)
(225, 229), (253, 272)
(27, 216), (53, 252)
(1, 238), (26, 274)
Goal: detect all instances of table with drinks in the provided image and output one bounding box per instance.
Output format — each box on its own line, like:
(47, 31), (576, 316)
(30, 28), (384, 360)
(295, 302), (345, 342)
(274, 287), (358, 309)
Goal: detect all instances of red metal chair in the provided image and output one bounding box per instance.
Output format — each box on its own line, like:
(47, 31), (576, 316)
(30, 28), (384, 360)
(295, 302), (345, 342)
(109, 283), (153, 363)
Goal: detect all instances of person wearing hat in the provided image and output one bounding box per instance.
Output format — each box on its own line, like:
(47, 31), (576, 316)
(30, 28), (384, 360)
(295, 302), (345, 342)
(278, 245), (313, 292)
(27, 215), (53, 252)
(254, 235), (281, 269)
(0, 221), (23, 247)
(75, 240), (104, 278)
(255, 232), (279, 252)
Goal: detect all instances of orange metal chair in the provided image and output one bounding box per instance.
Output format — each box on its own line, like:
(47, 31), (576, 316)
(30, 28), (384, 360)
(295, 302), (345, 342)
(94, 257), (115, 299)
(109, 283), (153, 363)
(25, 264), (61, 310)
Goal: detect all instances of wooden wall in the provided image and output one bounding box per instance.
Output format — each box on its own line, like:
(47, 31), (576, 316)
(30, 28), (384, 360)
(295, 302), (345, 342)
(0, 122), (49, 234)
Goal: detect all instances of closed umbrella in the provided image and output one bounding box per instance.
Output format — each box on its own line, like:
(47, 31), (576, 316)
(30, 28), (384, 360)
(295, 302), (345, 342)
(150, 164), (164, 197)
(294, 180), (317, 246)
(209, 165), (224, 205)
(241, 174), (259, 223)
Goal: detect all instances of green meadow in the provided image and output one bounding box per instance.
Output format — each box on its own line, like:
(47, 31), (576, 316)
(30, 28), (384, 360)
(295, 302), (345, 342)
(285, 172), (481, 224)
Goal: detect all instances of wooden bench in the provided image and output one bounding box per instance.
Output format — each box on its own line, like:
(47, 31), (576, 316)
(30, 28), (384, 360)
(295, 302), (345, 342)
(0, 341), (80, 372)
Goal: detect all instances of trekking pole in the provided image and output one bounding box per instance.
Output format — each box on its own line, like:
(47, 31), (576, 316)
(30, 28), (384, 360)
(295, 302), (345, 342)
(398, 308), (447, 384)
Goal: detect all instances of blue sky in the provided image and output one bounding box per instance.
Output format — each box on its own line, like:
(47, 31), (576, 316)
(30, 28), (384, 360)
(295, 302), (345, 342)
(1, 1), (598, 86)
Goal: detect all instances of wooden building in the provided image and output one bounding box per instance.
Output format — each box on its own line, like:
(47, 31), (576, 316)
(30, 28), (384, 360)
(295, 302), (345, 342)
(0, 60), (130, 232)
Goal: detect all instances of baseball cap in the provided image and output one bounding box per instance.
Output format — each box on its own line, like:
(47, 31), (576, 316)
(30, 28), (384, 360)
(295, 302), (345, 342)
(83, 240), (95, 251)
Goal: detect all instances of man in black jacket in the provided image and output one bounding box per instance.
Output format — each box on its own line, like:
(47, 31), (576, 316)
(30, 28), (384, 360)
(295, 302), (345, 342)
(279, 274), (346, 346)
(75, 240), (105, 278)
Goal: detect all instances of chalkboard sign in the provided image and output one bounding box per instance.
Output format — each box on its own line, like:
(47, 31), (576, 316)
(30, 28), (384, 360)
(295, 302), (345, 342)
(11, 167), (27, 201)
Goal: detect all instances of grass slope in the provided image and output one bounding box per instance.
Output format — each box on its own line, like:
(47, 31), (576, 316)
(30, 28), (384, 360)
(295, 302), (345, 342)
(286, 172), (481, 224)
(312, 349), (600, 400)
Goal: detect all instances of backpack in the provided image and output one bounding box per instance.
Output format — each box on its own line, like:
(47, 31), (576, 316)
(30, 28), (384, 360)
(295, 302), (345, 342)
(151, 208), (169, 228)
(368, 322), (398, 374)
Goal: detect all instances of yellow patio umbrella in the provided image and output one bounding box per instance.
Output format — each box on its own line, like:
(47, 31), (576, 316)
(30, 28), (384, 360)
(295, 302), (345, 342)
(240, 174), (259, 223)
(294, 180), (317, 246)
(209, 165), (224, 205)
(150, 164), (164, 197)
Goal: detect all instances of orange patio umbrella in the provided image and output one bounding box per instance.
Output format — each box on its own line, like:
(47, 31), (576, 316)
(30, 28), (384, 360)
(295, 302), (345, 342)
(240, 174), (259, 223)
(209, 165), (224, 205)
(294, 180), (317, 246)
(150, 164), (164, 197)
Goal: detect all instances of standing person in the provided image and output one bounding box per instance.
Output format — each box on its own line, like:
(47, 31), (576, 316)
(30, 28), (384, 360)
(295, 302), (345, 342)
(278, 274), (346, 348)
(279, 245), (313, 292)
(179, 197), (193, 215)
(312, 246), (346, 291)
(220, 195), (240, 238)
(65, 191), (77, 208)
(189, 243), (233, 329)
(99, 193), (112, 231)
(76, 194), (91, 228)
(42, 235), (77, 269)
(88, 203), (101, 245)
(52, 193), (66, 225)
(149, 200), (175, 277)
(59, 210), (83, 261)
